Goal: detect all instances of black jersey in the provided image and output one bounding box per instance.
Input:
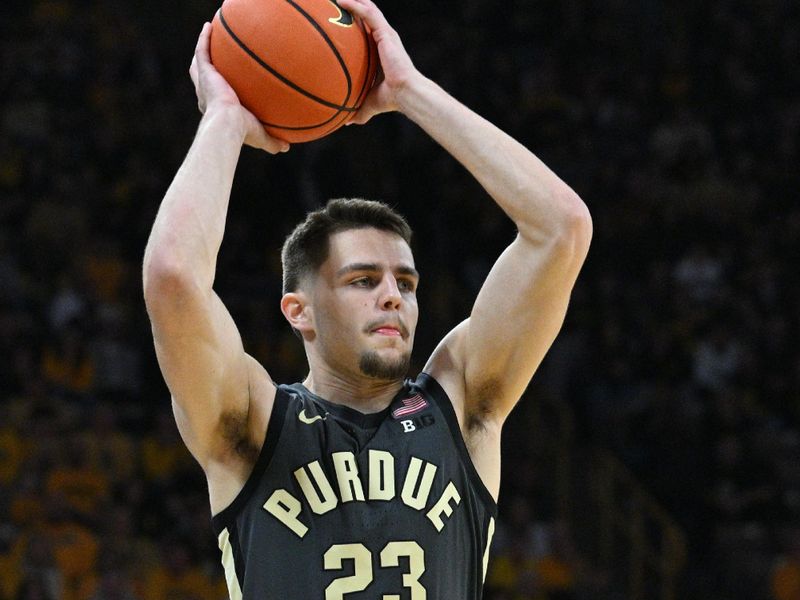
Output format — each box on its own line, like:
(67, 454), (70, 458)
(211, 372), (498, 599)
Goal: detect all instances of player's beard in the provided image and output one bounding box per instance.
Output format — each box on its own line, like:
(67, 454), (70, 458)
(359, 350), (410, 380)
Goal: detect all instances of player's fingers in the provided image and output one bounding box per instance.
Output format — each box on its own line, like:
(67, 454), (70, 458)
(245, 118), (290, 153)
(347, 94), (383, 125)
(258, 134), (291, 154)
(198, 22), (212, 53)
(194, 22), (213, 68)
(339, 0), (405, 59)
(189, 55), (206, 113)
(337, 0), (388, 31)
(189, 55), (199, 86)
(346, 112), (370, 126)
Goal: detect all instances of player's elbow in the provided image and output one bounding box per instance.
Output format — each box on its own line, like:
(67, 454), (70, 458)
(142, 252), (205, 315)
(518, 187), (592, 253)
(563, 192), (593, 249)
(548, 189), (593, 261)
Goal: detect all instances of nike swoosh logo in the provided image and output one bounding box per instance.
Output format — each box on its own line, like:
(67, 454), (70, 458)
(298, 409), (327, 424)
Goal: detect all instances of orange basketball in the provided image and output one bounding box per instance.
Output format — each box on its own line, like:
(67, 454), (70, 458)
(209, 0), (379, 143)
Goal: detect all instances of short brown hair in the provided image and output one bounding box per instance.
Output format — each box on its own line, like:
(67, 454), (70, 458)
(281, 198), (413, 294)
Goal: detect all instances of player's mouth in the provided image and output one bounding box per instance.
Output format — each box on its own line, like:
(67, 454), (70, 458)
(373, 326), (401, 336)
(365, 320), (408, 338)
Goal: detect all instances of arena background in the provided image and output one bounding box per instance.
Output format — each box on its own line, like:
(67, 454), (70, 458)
(1, 0), (798, 598)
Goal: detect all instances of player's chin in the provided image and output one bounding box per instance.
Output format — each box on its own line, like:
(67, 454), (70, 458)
(378, 344), (408, 358)
(363, 342), (399, 361)
(359, 349), (411, 380)
(366, 332), (405, 348)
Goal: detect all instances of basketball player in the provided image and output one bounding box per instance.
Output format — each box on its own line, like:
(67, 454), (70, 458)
(143, 0), (592, 597)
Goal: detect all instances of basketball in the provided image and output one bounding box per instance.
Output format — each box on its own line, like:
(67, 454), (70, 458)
(209, 0), (379, 143)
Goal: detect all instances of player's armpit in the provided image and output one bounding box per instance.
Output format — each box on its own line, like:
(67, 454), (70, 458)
(423, 321), (503, 500)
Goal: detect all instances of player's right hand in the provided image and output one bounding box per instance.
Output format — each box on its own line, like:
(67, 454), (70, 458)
(190, 22), (289, 154)
(337, 0), (421, 125)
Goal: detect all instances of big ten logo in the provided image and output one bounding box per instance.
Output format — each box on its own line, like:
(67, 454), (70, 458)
(400, 414), (435, 433)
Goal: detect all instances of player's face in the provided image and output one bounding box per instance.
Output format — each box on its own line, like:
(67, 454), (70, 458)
(311, 228), (419, 381)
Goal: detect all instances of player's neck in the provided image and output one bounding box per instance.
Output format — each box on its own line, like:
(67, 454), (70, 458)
(303, 367), (404, 414)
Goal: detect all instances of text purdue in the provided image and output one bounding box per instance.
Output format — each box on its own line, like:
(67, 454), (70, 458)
(263, 450), (461, 538)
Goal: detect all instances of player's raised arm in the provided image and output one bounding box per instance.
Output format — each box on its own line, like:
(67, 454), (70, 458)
(340, 0), (592, 430)
(142, 24), (287, 505)
(408, 83), (592, 423)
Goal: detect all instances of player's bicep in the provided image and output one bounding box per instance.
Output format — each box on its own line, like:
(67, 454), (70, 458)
(463, 232), (589, 420)
(147, 284), (253, 464)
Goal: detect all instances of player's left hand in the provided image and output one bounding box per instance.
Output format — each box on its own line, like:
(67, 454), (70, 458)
(337, 0), (421, 125)
(190, 22), (289, 153)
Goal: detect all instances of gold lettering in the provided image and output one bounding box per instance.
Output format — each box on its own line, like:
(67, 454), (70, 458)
(426, 481), (461, 532)
(401, 457), (437, 510)
(368, 450), (395, 501)
(324, 543), (373, 598)
(263, 489), (308, 538)
(295, 460), (338, 514)
(332, 451), (365, 502)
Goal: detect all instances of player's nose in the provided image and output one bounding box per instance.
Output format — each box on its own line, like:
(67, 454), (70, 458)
(378, 275), (402, 310)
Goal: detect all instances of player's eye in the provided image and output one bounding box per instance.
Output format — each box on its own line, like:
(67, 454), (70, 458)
(351, 277), (374, 287)
(398, 279), (415, 292)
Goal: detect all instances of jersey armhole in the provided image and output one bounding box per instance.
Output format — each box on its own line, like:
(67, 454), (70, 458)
(417, 372), (499, 516)
(211, 387), (290, 534)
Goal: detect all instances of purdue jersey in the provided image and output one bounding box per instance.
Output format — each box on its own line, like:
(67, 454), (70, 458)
(212, 373), (498, 599)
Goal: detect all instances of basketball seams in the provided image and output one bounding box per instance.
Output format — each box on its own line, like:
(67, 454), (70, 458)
(310, 17), (374, 142)
(259, 112), (345, 131)
(315, 107), (353, 137)
(219, 32), (353, 134)
(216, 14), (351, 133)
(218, 8), (355, 112)
(212, 0), (377, 141)
(311, 17), (375, 136)
(283, 0), (353, 107)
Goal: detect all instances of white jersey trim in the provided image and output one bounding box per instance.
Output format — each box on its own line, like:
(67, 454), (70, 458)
(218, 528), (244, 600)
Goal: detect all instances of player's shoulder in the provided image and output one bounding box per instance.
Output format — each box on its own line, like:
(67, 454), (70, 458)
(275, 380), (312, 401)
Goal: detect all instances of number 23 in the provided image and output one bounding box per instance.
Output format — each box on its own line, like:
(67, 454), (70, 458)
(324, 541), (426, 599)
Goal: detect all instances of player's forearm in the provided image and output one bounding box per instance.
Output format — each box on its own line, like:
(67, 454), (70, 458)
(144, 107), (246, 292)
(397, 76), (590, 243)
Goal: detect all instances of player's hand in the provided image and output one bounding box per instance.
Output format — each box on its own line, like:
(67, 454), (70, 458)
(337, 0), (422, 125)
(190, 22), (289, 154)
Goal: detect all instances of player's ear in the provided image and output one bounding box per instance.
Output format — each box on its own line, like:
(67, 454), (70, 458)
(281, 291), (313, 334)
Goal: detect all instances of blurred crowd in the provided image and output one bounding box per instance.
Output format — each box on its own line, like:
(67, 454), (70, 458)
(1, 0), (798, 599)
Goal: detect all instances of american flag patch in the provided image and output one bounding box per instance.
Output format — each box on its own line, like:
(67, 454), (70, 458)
(392, 394), (429, 419)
